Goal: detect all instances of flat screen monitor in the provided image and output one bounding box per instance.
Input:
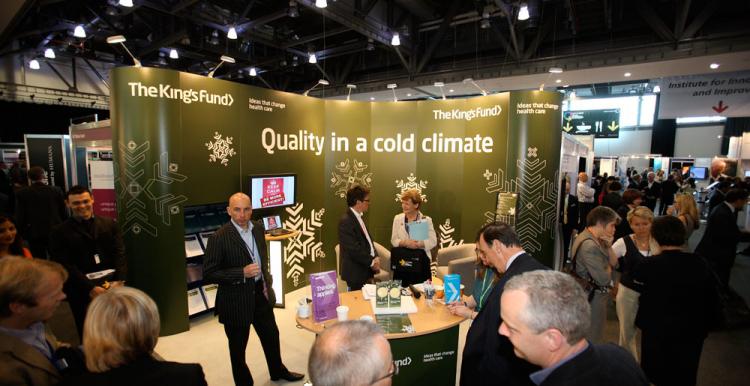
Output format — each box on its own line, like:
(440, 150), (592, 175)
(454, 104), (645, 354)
(744, 170), (750, 178)
(249, 174), (296, 209)
(263, 215), (282, 230)
(690, 166), (708, 180)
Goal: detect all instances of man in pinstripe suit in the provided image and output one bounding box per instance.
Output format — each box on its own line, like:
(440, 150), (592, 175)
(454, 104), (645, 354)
(204, 193), (303, 385)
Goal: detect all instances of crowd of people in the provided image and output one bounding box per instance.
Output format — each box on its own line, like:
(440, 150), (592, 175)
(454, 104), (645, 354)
(0, 161), (742, 386)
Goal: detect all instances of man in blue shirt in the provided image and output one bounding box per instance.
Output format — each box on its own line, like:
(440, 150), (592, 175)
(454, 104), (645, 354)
(204, 192), (303, 386)
(499, 270), (647, 386)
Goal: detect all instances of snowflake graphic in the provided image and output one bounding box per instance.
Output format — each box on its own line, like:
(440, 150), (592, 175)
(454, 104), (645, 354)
(330, 159), (372, 198)
(394, 173), (428, 202)
(283, 203), (326, 287)
(527, 147), (538, 158)
(205, 131), (236, 166)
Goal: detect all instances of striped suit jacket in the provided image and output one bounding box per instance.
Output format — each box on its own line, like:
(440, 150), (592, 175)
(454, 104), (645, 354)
(203, 220), (276, 326)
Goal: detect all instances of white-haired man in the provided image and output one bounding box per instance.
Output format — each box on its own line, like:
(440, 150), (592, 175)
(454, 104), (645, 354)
(499, 270), (648, 386)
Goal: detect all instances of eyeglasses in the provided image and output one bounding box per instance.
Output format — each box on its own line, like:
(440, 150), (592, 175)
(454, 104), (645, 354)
(370, 361), (398, 384)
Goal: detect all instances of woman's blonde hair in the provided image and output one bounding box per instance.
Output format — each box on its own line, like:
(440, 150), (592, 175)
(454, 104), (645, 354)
(399, 189), (423, 208)
(675, 193), (699, 228)
(627, 206), (654, 224)
(83, 286), (160, 372)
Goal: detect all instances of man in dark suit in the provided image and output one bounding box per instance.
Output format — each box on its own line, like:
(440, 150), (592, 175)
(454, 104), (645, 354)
(707, 180), (731, 213)
(338, 185), (380, 291)
(458, 222), (547, 386)
(696, 189), (750, 287)
(15, 166), (67, 258)
(499, 270), (648, 386)
(559, 181), (578, 264)
(203, 192), (303, 386)
(639, 172), (661, 212)
(48, 185), (126, 336)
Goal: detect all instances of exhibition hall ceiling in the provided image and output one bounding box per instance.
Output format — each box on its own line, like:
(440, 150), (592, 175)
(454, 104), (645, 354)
(1, 0), (749, 99)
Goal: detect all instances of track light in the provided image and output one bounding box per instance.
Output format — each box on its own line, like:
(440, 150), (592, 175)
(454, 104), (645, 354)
(434, 82), (446, 100)
(249, 67), (257, 76)
(44, 48), (55, 59)
(710, 63), (720, 70)
(207, 55), (235, 78)
(391, 32), (400, 46)
(548, 67), (563, 74)
(29, 59), (40, 70)
(480, 18), (491, 29)
(463, 78), (488, 96)
(169, 48), (178, 59)
(387, 83), (398, 102)
(227, 26), (238, 40)
(366, 38), (375, 51)
(106, 35), (141, 67)
(308, 52), (317, 64)
(315, 0), (327, 8)
(289, 1), (299, 17)
(73, 25), (86, 38)
(518, 4), (530, 21)
(303, 79), (329, 96)
(118, 0), (134, 7)
(653, 85), (661, 93)
(346, 84), (357, 101)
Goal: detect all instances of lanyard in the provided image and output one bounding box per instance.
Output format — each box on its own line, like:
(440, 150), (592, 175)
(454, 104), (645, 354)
(477, 271), (494, 309)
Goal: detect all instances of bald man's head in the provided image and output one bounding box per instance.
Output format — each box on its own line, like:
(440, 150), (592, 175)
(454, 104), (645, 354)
(227, 192), (252, 228)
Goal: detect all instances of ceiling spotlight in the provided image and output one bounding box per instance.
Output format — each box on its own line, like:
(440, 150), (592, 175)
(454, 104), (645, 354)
(387, 83), (398, 102)
(346, 84), (357, 101)
(563, 84), (569, 88)
(227, 26), (238, 40)
(555, 79), (562, 83)
(449, 89), (454, 93)
(370, 97), (375, 101)
(289, 1), (299, 17)
(303, 79), (329, 96)
(539, 83), (545, 91)
(548, 67), (563, 74)
(391, 32), (400, 46)
(624, 72), (632, 77)
(315, 0), (327, 8)
(480, 18), (491, 29)
(366, 38), (375, 51)
(207, 55), (235, 78)
(169, 48), (178, 59)
(292, 56), (299, 66)
(463, 78), (488, 96)
(209, 30), (219, 45)
(249, 67), (257, 76)
(118, 0), (134, 7)
(157, 52), (167, 66)
(308, 52), (317, 64)
(44, 48), (55, 59)
(434, 82), (446, 100)
(653, 85), (661, 93)
(710, 63), (720, 69)
(73, 25), (86, 38)
(106, 35), (141, 67)
(29, 59), (40, 70)
(518, 4), (530, 21)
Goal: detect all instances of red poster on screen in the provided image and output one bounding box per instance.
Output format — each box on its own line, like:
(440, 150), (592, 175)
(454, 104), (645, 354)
(260, 178), (285, 207)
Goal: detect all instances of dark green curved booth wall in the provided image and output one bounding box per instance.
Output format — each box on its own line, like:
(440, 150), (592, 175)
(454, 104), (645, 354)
(110, 67), (562, 334)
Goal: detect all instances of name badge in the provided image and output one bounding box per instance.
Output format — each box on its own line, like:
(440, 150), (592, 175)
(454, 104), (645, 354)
(94, 254), (101, 264)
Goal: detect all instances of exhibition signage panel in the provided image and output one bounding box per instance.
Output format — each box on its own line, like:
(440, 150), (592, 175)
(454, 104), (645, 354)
(24, 134), (67, 188)
(310, 270), (339, 322)
(658, 70), (750, 118)
(562, 109), (620, 138)
(89, 159), (116, 219)
(110, 67), (562, 334)
(388, 326), (459, 386)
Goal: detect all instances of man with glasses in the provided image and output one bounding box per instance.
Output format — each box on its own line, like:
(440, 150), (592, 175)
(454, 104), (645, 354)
(338, 185), (380, 291)
(309, 320), (395, 386)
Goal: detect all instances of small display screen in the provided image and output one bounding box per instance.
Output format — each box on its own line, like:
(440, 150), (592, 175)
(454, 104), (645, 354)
(690, 166), (707, 179)
(263, 215), (282, 230)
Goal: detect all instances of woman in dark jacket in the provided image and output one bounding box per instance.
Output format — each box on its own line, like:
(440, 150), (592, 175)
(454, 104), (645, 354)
(635, 216), (718, 386)
(60, 287), (207, 386)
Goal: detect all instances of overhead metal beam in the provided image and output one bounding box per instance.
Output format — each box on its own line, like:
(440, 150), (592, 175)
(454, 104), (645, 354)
(674, 0), (691, 39)
(490, 22), (519, 61)
(171, 0), (201, 14)
(634, 0), (674, 42)
(236, 9), (288, 32)
(523, 12), (554, 60)
(45, 61), (74, 90)
(281, 27), (350, 49)
(681, 1), (719, 39)
(493, 0), (522, 60)
(82, 58), (110, 90)
(416, 0), (461, 73)
(135, 28), (187, 57)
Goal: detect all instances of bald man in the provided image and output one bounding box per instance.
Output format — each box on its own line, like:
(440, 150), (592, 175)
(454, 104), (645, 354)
(204, 193), (303, 385)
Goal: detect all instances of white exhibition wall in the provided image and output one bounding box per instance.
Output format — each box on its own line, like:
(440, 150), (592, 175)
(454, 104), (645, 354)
(593, 129), (652, 157)
(673, 125), (724, 158)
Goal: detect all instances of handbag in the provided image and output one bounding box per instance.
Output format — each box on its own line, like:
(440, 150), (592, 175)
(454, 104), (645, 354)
(563, 240), (598, 302)
(390, 247), (426, 273)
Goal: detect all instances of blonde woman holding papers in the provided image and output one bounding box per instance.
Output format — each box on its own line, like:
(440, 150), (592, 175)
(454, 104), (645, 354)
(390, 189), (437, 286)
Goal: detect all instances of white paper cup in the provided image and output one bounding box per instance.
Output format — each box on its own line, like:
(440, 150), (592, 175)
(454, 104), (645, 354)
(336, 305), (349, 321)
(297, 304), (310, 319)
